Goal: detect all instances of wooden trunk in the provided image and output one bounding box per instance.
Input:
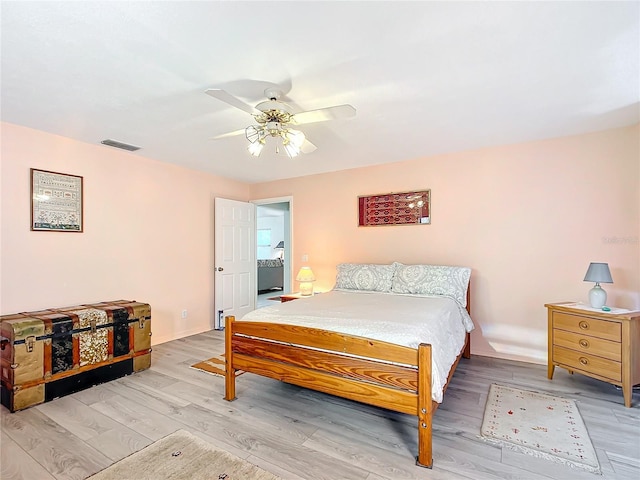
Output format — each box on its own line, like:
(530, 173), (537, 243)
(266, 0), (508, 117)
(0, 300), (151, 412)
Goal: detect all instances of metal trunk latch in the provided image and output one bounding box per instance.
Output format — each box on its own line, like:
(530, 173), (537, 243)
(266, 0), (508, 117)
(90, 319), (97, 334)
(138, 318), (146, 329)
(25, 335), (36, 353)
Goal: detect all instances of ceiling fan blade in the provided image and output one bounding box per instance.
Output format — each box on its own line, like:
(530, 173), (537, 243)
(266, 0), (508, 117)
(291, 104), (356, 125)
(301, 138), (317, 154)
(205, 89), (260, 115)
(210, 128), (246, 140)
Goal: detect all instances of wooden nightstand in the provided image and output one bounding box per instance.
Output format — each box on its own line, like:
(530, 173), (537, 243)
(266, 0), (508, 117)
(279, 293), (315, 302)
(546, 302), (640, 407)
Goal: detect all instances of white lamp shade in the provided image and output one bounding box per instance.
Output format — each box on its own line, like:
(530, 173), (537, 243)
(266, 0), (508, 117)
(296, 267), (315, 282)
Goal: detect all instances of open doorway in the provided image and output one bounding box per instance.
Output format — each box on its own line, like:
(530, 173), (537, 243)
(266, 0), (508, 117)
(254, 197), (292, 307)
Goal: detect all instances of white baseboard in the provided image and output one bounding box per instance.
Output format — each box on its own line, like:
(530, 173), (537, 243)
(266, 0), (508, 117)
(151, 326), (212, 346)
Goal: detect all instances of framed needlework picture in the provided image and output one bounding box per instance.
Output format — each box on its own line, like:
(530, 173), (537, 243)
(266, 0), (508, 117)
(31, 168), (83, 232)
(358, 190), (430, 227)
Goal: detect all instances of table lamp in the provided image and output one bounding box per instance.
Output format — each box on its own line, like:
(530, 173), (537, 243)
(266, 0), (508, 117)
(275, 241), (284, 259)
(296, 267), (316, 296)
(583, 262), (613, 308)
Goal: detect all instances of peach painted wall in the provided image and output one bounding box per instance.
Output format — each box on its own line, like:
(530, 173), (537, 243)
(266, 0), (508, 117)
(0, 122), (249, 345)
(250, 125), (640, 364)
(2, 122), (638, 364)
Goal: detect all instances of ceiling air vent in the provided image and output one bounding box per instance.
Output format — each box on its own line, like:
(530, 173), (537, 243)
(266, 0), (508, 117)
(100, 139), (141, 152)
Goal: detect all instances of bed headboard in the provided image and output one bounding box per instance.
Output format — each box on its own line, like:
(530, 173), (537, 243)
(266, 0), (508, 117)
(466, 280), (471, 315)
(333, 262), (472, 315)
(257, 258), (283, 268)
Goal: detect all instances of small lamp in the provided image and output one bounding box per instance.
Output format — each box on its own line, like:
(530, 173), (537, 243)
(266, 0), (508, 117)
(275, 241), (284, 259)
(296, 267), (316, 296)
(583, 262), (613, 308)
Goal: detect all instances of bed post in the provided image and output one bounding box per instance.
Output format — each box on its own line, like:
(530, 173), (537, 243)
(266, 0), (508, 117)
(462, 333), (471, 359)
(224, 315), (236, 401)
(416, 343), (433, 468)
(463, 282), (471, 359)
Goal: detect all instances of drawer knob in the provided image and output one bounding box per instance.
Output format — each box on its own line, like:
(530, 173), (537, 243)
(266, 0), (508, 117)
(578, 321), (589, 330)
(579, 339), (590, 349)
(579, 357), (589, 366)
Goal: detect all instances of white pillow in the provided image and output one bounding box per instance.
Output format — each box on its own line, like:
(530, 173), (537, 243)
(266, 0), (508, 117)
(334, 263), (396, 292)
(392, 263), (471, 307)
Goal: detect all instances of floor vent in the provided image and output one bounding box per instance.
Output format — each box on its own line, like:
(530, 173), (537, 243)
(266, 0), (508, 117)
(100, 139), (141, 151)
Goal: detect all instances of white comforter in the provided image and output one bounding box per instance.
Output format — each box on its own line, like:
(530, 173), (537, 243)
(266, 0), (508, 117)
(241, 290), (474, 403)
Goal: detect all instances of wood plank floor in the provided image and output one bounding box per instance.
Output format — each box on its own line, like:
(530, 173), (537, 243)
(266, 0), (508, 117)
(2, 329), (639, 480)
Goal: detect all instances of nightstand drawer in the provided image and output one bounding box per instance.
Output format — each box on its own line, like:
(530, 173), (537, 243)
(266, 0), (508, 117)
(553, 329), (621, 361)
(554, 345), (621, 382)
(553, 312), (621, 342)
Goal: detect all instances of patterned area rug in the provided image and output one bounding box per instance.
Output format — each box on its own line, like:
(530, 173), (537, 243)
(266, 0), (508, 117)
(190, 354), (244, 377)
(481, 384), (600, 474)
(87, 430), (279, 479)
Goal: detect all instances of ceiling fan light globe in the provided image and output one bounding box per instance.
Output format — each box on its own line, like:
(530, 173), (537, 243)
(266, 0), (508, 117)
(247, 140), (264, 157)
(246, 125), (264, 143)
(283, 141), (300, 158)
(286, 129), (306, 149)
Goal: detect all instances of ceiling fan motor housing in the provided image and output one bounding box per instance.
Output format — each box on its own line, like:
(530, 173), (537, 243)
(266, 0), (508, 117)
(255, 102), (294, 124)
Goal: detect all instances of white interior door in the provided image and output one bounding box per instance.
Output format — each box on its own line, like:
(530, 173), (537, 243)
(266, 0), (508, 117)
(214, 198), (255, 329)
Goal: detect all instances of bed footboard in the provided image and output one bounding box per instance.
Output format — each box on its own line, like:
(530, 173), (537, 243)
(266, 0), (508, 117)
(224, 315), (437, 467)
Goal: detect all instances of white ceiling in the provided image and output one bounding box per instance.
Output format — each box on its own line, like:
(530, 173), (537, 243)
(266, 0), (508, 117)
(2, 1), (638, 184)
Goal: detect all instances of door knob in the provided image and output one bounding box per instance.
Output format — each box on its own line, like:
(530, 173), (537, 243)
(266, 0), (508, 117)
(216, 267), (224, 272)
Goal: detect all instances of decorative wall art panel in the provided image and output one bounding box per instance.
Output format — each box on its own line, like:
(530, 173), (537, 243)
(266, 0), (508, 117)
(31, 168), (83, 232)
(358, 190), (430, 226)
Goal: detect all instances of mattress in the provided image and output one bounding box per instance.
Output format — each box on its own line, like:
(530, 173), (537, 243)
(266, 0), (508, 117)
(241, 290), (474, 402)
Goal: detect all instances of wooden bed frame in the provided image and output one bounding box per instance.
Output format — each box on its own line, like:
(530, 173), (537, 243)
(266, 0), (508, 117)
(224, 291), (471, 468)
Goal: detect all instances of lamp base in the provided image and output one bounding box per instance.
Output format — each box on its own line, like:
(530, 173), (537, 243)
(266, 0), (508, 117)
(299, 282), (313, 296)
(588, 284), (607, 309)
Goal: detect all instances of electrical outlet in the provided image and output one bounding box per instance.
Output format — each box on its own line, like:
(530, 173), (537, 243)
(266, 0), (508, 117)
(302, 254), (309, 262)
(181, 309), (188, 319)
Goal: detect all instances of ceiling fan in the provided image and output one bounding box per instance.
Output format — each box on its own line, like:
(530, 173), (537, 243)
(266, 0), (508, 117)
(205, 87), (356, 158)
